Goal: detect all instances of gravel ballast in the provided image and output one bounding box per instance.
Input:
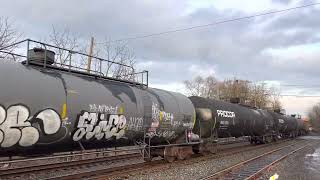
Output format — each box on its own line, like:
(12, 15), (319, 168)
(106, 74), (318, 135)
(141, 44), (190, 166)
(258, 136), (320, 180)
(109, 139), (307, 180)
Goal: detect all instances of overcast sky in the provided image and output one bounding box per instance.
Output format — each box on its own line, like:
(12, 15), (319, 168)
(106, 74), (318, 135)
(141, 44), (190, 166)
(1, 0), (320, 116)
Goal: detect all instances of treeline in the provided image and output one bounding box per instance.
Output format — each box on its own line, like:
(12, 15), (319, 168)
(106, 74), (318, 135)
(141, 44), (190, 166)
(184, 75), (282, 110)
(308, 103), (320, 132)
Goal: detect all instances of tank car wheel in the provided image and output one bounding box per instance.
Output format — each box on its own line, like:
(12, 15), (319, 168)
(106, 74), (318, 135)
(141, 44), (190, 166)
(144, 157), (153, 162)
(209, 144), (218, 154)
(164, 156), (176, 163)
(250, 139), (254, 144)
(177, 153), (185, 160)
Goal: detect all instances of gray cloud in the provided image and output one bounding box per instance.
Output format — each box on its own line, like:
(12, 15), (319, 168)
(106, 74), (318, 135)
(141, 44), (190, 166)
(272, 0), (292, 4)
(1, 0), (320, 92)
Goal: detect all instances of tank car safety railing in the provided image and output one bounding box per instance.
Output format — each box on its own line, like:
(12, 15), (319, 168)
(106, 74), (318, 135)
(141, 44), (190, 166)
(0, 39), (149, 87)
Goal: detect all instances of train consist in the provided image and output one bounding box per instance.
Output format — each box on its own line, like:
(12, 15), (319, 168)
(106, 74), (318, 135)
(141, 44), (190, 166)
(0, 39), (306, 162)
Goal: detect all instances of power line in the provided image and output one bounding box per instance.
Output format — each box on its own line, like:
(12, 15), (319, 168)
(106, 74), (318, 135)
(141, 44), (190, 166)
(280, 84), (320, 87)
(280, 94), (320, 97)
(96, 2), (320, 44)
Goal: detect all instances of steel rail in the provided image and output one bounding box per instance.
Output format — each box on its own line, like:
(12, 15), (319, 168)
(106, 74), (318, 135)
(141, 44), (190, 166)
(200, 141), (308, 180)
(245, 144), (310, 180)
(91, 139), (295, 180)
(0, 147), (143, 167)
(0, 153), (141, 179)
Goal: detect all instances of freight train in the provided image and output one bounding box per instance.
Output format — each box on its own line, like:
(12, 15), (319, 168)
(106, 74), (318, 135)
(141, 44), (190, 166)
(0, 39), (305, 162)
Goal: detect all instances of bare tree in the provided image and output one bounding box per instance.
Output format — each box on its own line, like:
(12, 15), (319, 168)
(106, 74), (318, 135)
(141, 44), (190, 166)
(217, 79), (251, 103)
(268, 87), (282, 111)
(0, 17), (21, 58)
(184, 76), (282, 110)
(102, 39), (136, 81)
(47, 28), (136, 81)
(184, 75), (219, 98)
(308, 103), (320, 132)
(48, 26), (79, 65)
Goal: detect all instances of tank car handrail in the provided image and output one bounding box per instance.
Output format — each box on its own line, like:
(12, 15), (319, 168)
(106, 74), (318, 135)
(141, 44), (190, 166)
(0, 50), (27, 61)
(0, 38), (149, 87)
(0, 39), (29, 51)
(26, 39), (134, 69)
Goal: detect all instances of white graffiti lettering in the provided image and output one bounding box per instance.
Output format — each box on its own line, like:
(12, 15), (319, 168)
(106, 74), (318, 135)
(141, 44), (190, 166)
(183, 122), (193, 127)
(217, 110), (236, 118)
(278, 119), (284, 124)
(89, 104), (119, 114)
(146, 130), (176, 138)
(72, 111), (127, 141)
(0, 105), (62, 148)
(127, 117), (143, 131)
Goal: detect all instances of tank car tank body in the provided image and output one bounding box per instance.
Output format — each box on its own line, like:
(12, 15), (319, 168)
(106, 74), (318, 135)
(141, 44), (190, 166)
(296, 117), (305, 135)
(189, 96), (276, 145)
(267, 111), (303, 138)
(0, 57), (195, 158)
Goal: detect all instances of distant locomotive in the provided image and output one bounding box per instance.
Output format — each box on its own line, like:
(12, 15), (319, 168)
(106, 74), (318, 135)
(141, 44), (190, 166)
(0, 39), (305, 162)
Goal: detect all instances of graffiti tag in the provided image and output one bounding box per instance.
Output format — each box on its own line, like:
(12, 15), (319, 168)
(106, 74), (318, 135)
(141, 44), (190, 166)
(146, 130), (176, 138)
(89, 104), (119, 114)
(72, 111), (127, 141)
(152, 103), (174, 124)
(0, 105), (61, 147)
(127, 117), (143, 131)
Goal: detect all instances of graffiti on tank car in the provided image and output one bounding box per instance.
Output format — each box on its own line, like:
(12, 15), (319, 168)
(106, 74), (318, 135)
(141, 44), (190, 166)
(0, 104), (62, 147)
(217, 110), (235, 118)
(146, 130), (176, 138)
(72, 111), (127, 141)
(152, 103), (174, 125)
(127, 117), (143, 131)
(172, 121), (181, 127)
(278, 119), (284, 124)
(89, 104), (119, 114)
(183, 122), (193, 127)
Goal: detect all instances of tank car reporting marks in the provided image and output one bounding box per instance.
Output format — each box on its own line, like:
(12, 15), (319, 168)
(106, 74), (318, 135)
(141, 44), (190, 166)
(72, 111), (127, 141)
(217, 110), (236, 118)
(217, 110), (236, 130)
(0, 105), (62, 148)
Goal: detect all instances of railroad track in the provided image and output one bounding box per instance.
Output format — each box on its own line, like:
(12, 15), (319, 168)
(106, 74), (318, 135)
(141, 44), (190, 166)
(200, 141), (312, 180)
(0, 139), (250, 179)
(0, 148), (143, 179)
(91, 139), (298, 180)
(0, 139), (299, 179)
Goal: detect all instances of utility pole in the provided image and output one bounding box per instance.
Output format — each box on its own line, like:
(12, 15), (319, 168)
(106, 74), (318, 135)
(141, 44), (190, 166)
(87, 37), (95, 72)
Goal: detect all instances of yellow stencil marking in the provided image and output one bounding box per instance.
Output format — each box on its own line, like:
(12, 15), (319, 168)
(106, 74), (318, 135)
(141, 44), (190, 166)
(159, 111), (163, 122)
(61, 103), (67, 120)
(270, 173), (279, 180)
(118, 105), (125, 114)
(193, 110), (196, 127)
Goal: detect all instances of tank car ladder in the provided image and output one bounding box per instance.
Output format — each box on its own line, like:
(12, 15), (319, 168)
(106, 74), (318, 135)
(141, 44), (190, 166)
(142, 130), (152, 161)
